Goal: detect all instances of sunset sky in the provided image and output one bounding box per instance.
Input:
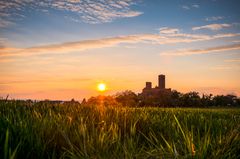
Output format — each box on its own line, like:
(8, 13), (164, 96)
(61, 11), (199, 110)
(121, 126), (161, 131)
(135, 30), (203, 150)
(0, 0), (240, 100)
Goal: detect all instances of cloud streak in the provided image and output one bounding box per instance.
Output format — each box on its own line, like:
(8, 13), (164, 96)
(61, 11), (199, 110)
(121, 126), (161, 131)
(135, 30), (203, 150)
(1, 32), (240, 58)
(0, 18), (14, 28)
(181, 4), (199, 10)
(192, 23), (232, 31)
(159, 27), (179, 34)
(195, 87), (240, 96)
(205, 16), (224, 21)
(0, 78), (91, 85)
(160, 43), (240, 56)
(0, 38), (8, 48)
(224, 58), (240, 63)
(0, 35), (159, 57)
(210, 66), (232, 70)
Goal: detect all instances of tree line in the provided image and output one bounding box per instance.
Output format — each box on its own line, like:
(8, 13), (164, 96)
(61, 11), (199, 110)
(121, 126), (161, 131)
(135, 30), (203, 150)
(1, 90), (240, 107)
(83, 90), (240, 107)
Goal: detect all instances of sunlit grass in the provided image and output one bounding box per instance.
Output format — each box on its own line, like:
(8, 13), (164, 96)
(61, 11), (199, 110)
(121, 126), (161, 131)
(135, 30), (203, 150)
(0, 100), (239, 158)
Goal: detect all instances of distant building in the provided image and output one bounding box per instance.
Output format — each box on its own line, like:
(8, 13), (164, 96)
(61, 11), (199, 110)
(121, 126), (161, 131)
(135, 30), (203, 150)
(158, 75), (165, 89)
(141, 74), (171, 97)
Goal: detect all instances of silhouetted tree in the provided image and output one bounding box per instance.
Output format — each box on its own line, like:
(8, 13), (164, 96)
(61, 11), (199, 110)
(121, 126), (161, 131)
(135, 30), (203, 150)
(201, 94), (213, 107)
(170, 90), (182, 107)
(156, 92), (172, 107)
(87, 96), (118, 107)
(179, 92), (201, 107)
(73, 91), (240, 107)
(213, 94), (238, 107)
(236, 97), (240, 107)
(115, 90), (138, 107)
(81, 98), (87, 105)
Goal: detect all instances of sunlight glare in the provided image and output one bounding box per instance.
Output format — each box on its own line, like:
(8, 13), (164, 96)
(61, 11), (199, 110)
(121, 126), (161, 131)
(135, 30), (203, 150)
(98, 83), (106, 92)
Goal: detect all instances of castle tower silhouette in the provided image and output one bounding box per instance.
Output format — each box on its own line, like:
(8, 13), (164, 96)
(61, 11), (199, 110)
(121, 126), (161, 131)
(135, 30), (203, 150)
(141, 74), (171, 97)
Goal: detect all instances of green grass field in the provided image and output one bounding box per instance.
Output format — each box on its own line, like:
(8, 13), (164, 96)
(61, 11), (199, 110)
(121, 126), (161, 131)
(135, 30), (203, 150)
(0, 101), (240, 159)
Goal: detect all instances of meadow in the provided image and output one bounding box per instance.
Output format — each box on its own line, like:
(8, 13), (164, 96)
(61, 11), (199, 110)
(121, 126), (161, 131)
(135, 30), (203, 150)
(0, 100), (240, 159)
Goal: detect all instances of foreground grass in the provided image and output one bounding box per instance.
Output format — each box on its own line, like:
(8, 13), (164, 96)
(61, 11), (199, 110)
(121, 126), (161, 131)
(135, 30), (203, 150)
(0, 101), (240, 159)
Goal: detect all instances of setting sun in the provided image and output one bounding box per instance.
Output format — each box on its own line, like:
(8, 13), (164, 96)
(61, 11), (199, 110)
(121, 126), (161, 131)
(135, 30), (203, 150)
(97, 83), (106, 92)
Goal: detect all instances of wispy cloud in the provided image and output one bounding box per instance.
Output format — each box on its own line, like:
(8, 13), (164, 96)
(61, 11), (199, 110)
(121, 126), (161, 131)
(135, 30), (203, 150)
(0, 35), (159, 57)
(210, 66), (232, 70)
(224, 58), (240, 63)
(181, 4), (199, 10)
(205, 16), (224, 21)
(0, 0), (142, 26)
(232, 40), (240, 43)
(192, 4), (199, 8)
(0, 18), (14, 28)
(182, 5), (190, 10)
(192, 23), (232, 31)
(195, 87), (240, 96)
(0, 78), (91, 85)
(1, 31), (240, 58)
(161, 43), (240, 56)
(159, 27), (179, 34)
(0, 38), (11, 50)
(209, 64), (240, 71)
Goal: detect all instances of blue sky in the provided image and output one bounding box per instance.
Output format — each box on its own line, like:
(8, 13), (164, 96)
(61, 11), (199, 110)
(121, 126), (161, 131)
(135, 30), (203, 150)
(0, 0), (240, 100)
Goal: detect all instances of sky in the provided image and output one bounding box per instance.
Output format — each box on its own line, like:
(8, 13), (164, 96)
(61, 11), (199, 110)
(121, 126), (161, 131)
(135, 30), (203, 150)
(0, 0), (240, 100)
